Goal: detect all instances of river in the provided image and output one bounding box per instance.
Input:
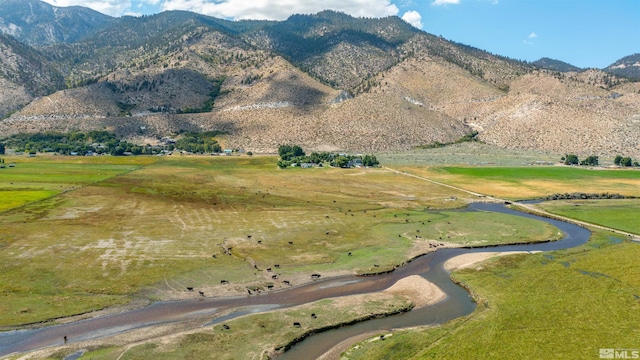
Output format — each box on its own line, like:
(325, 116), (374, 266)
(0, 203), (592, 358)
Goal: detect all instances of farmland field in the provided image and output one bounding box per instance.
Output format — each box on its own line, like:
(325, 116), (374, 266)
(538, 199), (640, 234)
(0, 154), (559, 327)
(396, 165), (640, 199)
(1, 150), (639, 360)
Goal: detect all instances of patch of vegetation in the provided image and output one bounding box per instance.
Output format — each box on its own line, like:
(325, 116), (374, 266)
(415, 131), (479, 149)
(116, 101), (136, 116)
(561, 154), (599, 166)
(176, 77), (226, 114)
(0, 130), (229, 156)
(276, 144), (379, 168)
(614, 155), (639, 167)
(1, 131), (140, 156)
(174, 131), (223, 153)
(539, 199), (640, 235)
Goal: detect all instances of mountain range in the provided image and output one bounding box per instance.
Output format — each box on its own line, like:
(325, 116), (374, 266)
(1, 0), (639, 157)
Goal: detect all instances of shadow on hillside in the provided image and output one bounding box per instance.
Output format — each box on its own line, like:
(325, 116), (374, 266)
(258, 77), (331, 111)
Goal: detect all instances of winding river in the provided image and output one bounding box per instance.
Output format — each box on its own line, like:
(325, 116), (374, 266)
(0, 203), (591, 358)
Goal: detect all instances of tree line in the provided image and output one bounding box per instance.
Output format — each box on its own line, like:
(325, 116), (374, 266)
(0, 130), (223, 156)
(562, 154), (639, 167)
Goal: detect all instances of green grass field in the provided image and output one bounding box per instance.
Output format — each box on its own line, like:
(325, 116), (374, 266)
(345, 231), (640, 359)
(401, 165), (640, 199)
(539, 199), (640, 235)
(0, 155), (560, 327)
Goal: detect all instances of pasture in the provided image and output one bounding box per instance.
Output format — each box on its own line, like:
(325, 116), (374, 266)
(538, 199), (640, 234)
(345, 230), (640, 360)
(0, 155), (559, 327)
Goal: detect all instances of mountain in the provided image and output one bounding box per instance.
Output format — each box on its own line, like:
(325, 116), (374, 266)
(532, 57), (582, 73)
(0, 33), (65, 118)
(0, 3), (638, 157)
(0, 0), (113, 46)
(605, 54), (640, 80)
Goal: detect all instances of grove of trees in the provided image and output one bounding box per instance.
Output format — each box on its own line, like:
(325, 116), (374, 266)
(0, 130), (224, 156)
(277, 144), (379, 169)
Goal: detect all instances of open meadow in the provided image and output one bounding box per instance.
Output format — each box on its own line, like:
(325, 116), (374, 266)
(0, 154), (560, 328)
(1, 149), (639, 360)
(345, 230), (640, 360)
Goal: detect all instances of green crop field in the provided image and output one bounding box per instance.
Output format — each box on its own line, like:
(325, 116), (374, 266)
(399, 165), (640, 199)
(345, 231), (640, 360)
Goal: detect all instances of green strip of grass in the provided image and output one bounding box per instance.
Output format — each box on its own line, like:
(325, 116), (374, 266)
(436, 166), (640, 181)
(539, 199), (640, 235)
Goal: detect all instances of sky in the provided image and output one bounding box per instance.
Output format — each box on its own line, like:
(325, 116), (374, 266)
(40, 0), (640, 69)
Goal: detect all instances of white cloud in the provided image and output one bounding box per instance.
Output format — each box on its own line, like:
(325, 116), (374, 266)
(41, 0), (132, 17)
(401, 11), (423, 29)
(431, 0), (460, 6)
(160, 0), (399, 20)
(528, 32), (538, 39)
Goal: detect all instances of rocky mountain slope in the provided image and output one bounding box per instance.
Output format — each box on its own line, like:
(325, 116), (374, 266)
(605, 54), (640, 80)
(0, 2), (638, 157)
(0, 34), (65, 118)
(0, 0), (113, 46)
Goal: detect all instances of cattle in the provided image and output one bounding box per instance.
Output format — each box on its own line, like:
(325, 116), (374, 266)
(311, 313), (317, 318)
(348, 252), (352, 256)
(267, 285), (274, 289)
(247, 235), (252, 238)
(373, 264), (380, 268)
(272, 274), (278, 279)
(257, 240), (262, 244)
(198, 291), (205, 296)
(63, 336), (68, 344)
(186, 287), (194, 291)
(247, 289), (252, 295)
(266, 267), (272, 272)
(293, 322), (301, 327)
(223, 324), (230, 330)
(274, 264), (280, 268)
(283, 280), (291, 285)
(311, 274), (321, 279)
(288, 241), (293, 245)
(221, 280), (229, 284)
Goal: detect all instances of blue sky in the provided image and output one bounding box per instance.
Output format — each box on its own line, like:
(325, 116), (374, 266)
(41, 0), (639, 69)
